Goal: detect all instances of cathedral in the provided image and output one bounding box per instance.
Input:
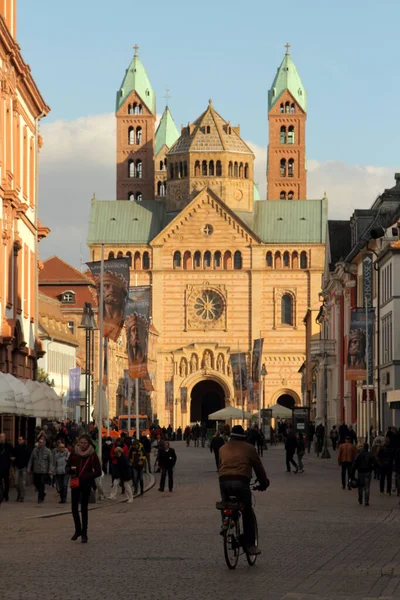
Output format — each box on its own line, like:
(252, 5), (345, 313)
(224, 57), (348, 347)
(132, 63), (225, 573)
(88, 45), (327, 427)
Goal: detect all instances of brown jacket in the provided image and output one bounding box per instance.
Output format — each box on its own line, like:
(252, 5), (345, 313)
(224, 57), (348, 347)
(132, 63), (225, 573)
(218, 440), (268, 487)
(338, 442), (356, 465)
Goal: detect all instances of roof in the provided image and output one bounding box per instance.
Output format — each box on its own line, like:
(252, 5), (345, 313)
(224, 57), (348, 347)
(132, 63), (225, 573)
(38, 294), (79, 346)
(253, 183), (260, 201)
(88, 197), (167, 244)
(155, 107), (180, 156)
(116, 48), (155, 114)
(40, 256), (95, 285)
(327, 220), (352, 270)
(268, 48), (306, 112)
(168, 99), (254, 156)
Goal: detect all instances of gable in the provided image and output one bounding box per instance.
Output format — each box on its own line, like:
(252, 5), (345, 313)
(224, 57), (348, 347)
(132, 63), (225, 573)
(117, 90), (154, 116)
(269, 89), (306, 116)
(150, 187), (261, 247)
(40, 256), (93, 285)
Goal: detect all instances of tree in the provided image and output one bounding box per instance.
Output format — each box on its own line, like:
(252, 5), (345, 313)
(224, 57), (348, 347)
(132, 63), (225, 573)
(36, 368), (55, 387)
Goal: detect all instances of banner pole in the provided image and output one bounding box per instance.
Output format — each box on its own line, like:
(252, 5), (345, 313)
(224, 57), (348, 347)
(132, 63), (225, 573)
(238, 341), (244, 426)
(365, 296), (370, 447)
(128, 376), (131, 436)
(135, 378), (139, 440)
(98, 243), (104, 466)
(258, 331), (262, 430)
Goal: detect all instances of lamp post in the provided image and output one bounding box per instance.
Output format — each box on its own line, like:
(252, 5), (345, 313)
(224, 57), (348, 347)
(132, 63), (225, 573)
(321, 340), (331, 459)
(258, 364), (267, 429)
(79, 302), (97, 429)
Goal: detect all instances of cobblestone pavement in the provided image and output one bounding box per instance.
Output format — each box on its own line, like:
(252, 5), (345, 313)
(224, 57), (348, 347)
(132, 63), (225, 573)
(2, 444), (400, 600)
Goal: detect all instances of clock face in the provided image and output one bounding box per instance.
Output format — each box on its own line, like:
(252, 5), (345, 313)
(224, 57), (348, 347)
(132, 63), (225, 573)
(234, 189), (243, 201)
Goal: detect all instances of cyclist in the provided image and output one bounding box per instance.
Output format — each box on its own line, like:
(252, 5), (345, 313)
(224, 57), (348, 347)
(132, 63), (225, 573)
(218, 425), (269, 556)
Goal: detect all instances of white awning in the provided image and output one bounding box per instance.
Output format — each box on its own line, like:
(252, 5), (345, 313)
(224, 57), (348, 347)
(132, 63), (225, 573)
(0, 373), (17, 414)
(387, 390), (400, 403)
(3, 374), (30, 415)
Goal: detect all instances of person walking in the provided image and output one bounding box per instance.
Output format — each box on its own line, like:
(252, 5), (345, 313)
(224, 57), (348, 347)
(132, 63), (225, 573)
(53, 443), (70, 503)
(0, 433), (13, 502)
(102, 436), (113, 474)
(110, 438), (128, 494)
(257, 429), (266, 457)
(158, 442), (177, 492)
(12, 435), (31, 502)
(130, 440), (145, 496)
(338, 436), (356, 490)
(348, 425), (357, 445)
(378, 437), (394, 495)
(66, 434), (101, 543)
(307, 422), (315, 453)
(297, 432), (305, 473)
(139, 432), (152, 473)
(339, 422), (350, 445)
(285, 430), (298, 474)
(27, 437), (53, 503)
(315, 423), (325, 456)
(110, 447), (133, 502)
(329, 426), (339, 451)
(351, 443), (376, 506)
(210, 432), (225, 470)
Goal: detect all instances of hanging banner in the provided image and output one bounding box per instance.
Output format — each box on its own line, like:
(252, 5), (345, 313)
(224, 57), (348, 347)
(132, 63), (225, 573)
(87, 258), (130, 342)
(230, 353), (248, 392)
(69, 367), (81, 403)
(125, 285), (151, 379)
(346, 308), (375, 381)
(180, 387), (188, 413)
(251, 338), (264, 391)
(165, 381), (173, 409)
(103, 338), (108, 386)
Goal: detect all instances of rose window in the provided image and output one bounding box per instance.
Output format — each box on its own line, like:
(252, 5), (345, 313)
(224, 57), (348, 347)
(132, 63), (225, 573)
(194, 290), (223, 321)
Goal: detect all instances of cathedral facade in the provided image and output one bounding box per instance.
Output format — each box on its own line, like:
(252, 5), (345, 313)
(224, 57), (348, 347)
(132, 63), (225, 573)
(88, 46), (326, 426)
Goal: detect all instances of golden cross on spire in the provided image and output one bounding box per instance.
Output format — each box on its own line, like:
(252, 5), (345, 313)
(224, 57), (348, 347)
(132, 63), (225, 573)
(133, 44), (139, 56)
(163, 89), (171, 106)
(285, 42), (290, 54)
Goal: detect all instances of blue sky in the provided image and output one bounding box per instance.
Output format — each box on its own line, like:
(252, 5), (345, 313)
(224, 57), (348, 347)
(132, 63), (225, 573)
(19, 0), (399, 167)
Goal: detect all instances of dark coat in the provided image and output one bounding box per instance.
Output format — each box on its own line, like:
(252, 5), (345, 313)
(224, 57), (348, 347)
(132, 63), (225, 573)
(0, 442), (13, 473)
(66, 448), (101, 488)
(139, 435), (151, 453)
(13, 444), (31, 469)
(339, 424), (350, 443)
(352, 450), (376, 475)
(285, 434), (297, 454)
(378, 445), (394, 468)
(116, 454), (131, 482)
(210, 436), (225, 454)
(158, 448), (177, 469)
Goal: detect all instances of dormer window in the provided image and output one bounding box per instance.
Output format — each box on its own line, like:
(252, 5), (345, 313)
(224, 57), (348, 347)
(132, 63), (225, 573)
(61, 291), (75, 304)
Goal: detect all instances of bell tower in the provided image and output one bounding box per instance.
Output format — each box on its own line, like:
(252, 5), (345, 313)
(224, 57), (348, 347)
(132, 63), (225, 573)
(115, 45), (156, 201)
(267, 44), (307, 201)
(0, 0), (17, 38)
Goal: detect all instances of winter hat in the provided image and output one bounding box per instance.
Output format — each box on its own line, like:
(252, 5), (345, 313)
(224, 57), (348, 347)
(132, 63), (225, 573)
(231, 425), (246, 438)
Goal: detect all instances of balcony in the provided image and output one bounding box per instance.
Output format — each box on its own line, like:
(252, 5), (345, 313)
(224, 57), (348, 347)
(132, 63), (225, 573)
(310, 339), (337, 358)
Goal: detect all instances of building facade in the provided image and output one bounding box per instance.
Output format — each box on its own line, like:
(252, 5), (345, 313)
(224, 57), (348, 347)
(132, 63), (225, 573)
(0, 1), (50, 380)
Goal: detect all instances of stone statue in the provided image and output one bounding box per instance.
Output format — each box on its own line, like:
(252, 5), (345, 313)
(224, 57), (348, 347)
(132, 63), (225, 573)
(203, 351), (212, 370)
(190, 354), (198, 373)
(217, 354), (224, 373)
(227, 363), (231, 376)
(179, 358), (187, 378)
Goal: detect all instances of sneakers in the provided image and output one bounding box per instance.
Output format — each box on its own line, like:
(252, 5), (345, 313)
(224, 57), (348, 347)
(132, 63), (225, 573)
(246, 545), (262, 556)
(127, 499), (133, 504)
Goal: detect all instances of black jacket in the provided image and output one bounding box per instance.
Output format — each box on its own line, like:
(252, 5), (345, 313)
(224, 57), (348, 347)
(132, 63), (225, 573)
(116, 454), (131, 482)
(210, 436), (225, 453)
(13, 444), (31, 469)
(285, 434), (297, 454)
(139, 436), (151, 453)
(352, 450), (376, 475)
(0, 442), (13, 472)
(158, 448), (177, 469)
(339, 424), (350, 444)
(378, 445), (394, 468)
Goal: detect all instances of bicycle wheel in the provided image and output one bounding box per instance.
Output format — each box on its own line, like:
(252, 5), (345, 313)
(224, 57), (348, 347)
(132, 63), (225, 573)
(245, 512), (259, 566)
(223, 516), (240, 570)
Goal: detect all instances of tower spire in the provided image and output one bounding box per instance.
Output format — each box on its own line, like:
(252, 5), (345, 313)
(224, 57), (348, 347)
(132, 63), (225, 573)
(285, 42), (290, 55)
(133, 44), (139, 56)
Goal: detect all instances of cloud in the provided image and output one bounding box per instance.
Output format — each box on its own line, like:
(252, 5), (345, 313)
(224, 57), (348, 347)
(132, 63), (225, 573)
(38, 115), (396, 267)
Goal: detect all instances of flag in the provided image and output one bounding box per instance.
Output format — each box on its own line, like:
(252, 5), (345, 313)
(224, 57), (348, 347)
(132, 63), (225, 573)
(69, 367), (81, 403)
(251, 338), (264, 391)
(165, 381), (173, 409)
(125, 286), (151, 379)
(87, 257), (130, 342)
(230, 353), (248, 392)
(346, 308), (374, 381)
(180, 387), (188, 413)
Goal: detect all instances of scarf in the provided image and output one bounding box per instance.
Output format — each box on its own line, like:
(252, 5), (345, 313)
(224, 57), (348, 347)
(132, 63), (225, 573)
(74, 444), (94, 458)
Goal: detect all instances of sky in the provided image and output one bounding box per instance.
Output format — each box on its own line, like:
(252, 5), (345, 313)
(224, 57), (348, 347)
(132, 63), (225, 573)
(17, 0), (400, 267)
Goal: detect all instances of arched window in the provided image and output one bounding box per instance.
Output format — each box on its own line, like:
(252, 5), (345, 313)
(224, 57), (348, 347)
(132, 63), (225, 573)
(136, 192), (142, 202)
(280, 103), (284, 113)
(288, 126), (294, 144)
(228, 162), (233, 177)
(143, 251), (150, 270)
(214, 251), (221, 268)
(281, 294), (293, 325)
(128, 192), (134, 201)
(136, 160), (142, 178)
(138, 104), (143, 114)
(224, 251), (232, 269)
(244, 163), (249, 179)
(184, 162), (188, 177)
(209, 160), (214, 176)
(285, 101), (290, 113)
(234, 251), (242, 270)
(266, 251), (273, 267)
(288, 191), (294, 200)
(194, 160), (200, 176)
(292, 251), (298, 268)
(300, 251), (308, 269)
(204, 251), (211, 268)
(234, 162), (238, 177)
(275, 251), (282, 269)
(202, 160), (207, 176)
(174, 163), (179, 179)
(280, 126), (286, 144)
(179, 162), (183, 179)
(206, 125), (211, 134)
(283, 251), (290, 267)
(173, 251), (181, 268)
(290, 103), (295, 113)
(280, 159), (286, 177)
(128, 104), (133, 114)
(239, 163), (243, 178)
(136, 127), (142, 145)
(160, 160), (164, 170)
(134, 251), (141, 270)
(128, 126), (135, 145)
(183, 251), (191, 270)
(288, 158), (294, 177)
(117, 251), (123, 259)
(216, 160), (222, 176)
(157, 181), (166, 197)
(108, 251), (115, 260)
(126, 251), (132, 263)
(280, 191), (286, 200)
(128, 160), (135, 178)
(133, 102), (138, 114)
(194, 251), (201, 269)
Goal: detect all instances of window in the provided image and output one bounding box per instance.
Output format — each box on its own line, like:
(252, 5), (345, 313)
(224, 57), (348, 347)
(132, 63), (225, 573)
(117, 251), (123, 259)
(136, 192), (143, 202)
(214, 251), (221, 268)
(204, 251), (211, 268)
(194, 160), (200, 176)
(234, 251), (242, 270)
(288, 158), (294, 177)
(266, 252), (273, 267)
(280, 126), (286, 144)
(159, 160), (164, 170)
(173, 251), (181, 268)
(184, 162), (188, 177)
(143, 251), (150, 270)
(216, 161), (222, 176)
(382, 313), (393, 363)
(224, 251), (232, 269)
(170, 164), (174, 179)
(292, 251), (298, 269)
(283, 251), (290, 267)
(291, 103), (295, 113)
(157, 181), (166, 197)
(285, 102), (290, 113)
(183, 251), (191, 270)
(128, 127), (135, 145)
(136, 160), (142, 178)
(108, 251), (115, 259)
(194, 251), (201, 268)
(126, 251), (132, 261)
(288, 191), (294, 200)
(280, 103), (284, 113)
(133, 102), (138, 113)
(228, 162), (233, 177)
(202, 160), (207, 176)
(234, 162), (238, 177)
(382, 263), (392, 303)
(206, 125), (211, 134)
(239, 163), (243, 178)
(128, 160), (135, 178)
(134, 252), (141, 270)
(61, 291), (75, 304)
(275, 251), (282, 268)
(244, 163), (249, 179)
(300, 251), (308, 269)
(136, 127), (142, 145)
(281, 294), (293, 325)
(128, 104), (134, 115)
(288, 126), (294, 144)
(128, 192), (134, 201)
(67, 321), (75, 334)
(280, 191), (286, 200)
(209, 160), (214, 176)
(280, 159), (286, 177)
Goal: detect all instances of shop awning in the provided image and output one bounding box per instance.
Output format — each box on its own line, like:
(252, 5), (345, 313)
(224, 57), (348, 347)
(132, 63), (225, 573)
(0, 373), (18, 414)
(387, 390), (400, 403)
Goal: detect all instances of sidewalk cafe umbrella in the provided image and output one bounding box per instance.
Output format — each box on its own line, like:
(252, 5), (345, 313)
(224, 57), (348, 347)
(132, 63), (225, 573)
(268, 403), (293, 418)
(208, 406), (253, 420)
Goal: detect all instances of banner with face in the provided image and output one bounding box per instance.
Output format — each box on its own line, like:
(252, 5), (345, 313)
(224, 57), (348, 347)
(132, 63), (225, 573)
(125, 286), (151, 379)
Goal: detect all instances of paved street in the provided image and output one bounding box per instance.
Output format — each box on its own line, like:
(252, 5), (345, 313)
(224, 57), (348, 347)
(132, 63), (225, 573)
(2, 444), (400, 600)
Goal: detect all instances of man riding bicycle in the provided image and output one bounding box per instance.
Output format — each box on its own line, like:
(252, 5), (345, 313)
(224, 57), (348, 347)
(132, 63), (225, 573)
(218, 425), (269, 556)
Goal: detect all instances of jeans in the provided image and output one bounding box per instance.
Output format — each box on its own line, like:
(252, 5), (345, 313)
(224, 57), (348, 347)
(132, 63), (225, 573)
(0, 470), (10, 500)
(14, 467), (27, 499)
(286, 451), (298, 472)
(213, 450), (220, 470)
(56, 474), (69, 502)
(219, 480), (256, 548)
(380, 466), (393, 494)
(132, 468), (144, 494)
(257, 442), (264, 457)
(358, 473), (371, 504)
(297, 453), (304, 471)
(33, 473), (46, 501)
(159, 467), (174, 491)
(71, 485), (91, 535)
(331, 438), (337, 451)
(341, 462), (352, 488)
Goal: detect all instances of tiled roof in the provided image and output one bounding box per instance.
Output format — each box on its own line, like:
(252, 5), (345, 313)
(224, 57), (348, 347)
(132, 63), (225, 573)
(40, 256), (94, 285)
(39, 293), (79, 346)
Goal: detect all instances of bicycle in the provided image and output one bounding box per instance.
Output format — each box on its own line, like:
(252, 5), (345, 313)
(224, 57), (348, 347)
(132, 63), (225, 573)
(216, 481), (262, 570)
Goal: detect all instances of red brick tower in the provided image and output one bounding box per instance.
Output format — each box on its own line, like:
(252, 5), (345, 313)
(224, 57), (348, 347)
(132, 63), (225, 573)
(267, 45), (307, 201)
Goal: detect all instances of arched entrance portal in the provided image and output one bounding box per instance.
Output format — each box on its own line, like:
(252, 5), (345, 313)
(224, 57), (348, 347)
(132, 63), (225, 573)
(190, 380), (225, 427)
(277, 394), (296, 410)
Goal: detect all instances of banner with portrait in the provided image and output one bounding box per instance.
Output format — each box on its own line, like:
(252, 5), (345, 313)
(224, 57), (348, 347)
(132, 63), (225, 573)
(230, 353), (248, 392)
(346, 308), (375, 381)
(69, 367), (81, 403)
(180, 387), (188, 413)
(125, 286), (151, 379)
(251, 338), (264, 391)
(87, 258), (130, 342)
(165, 381), (173, 409)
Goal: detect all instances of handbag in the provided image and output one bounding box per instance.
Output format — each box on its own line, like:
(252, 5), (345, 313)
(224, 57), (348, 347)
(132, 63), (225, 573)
(69, 457), (91, 489)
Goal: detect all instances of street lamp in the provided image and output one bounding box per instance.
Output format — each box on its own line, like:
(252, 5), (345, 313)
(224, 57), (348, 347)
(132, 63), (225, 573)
(79, 302), (97, 428)
(258, 364), (267, 429)
(321, 342), (331, 459)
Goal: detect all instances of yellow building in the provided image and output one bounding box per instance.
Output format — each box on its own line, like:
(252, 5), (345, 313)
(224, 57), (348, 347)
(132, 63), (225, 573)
(88, 47), (327, 426)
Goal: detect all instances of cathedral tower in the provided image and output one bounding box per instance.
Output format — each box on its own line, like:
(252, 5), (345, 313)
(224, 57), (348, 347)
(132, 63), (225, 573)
(267, 45), (307, 201)
(116, 46), (156, 201)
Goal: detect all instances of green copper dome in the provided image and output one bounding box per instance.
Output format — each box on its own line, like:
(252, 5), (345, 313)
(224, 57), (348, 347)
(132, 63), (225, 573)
(155, 106), (180, 155)
(116, 47), (155, 114)
(268, 47), (306, 112)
